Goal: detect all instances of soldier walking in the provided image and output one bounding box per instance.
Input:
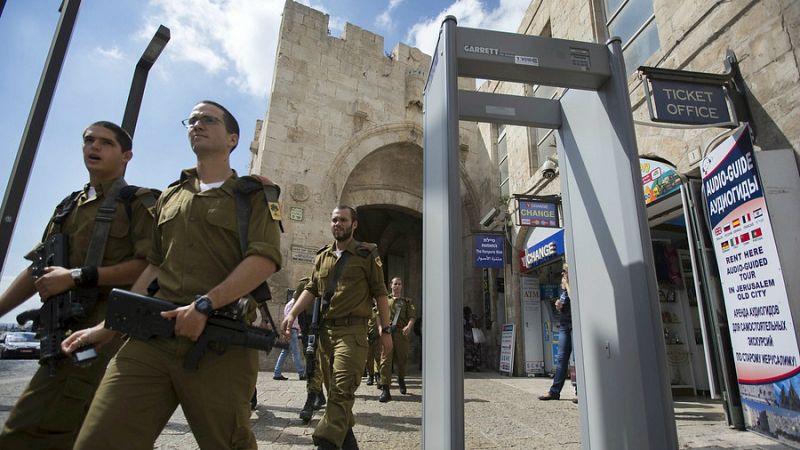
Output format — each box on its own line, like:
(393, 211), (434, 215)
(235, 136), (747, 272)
(283, 206), (393, 450)
(377, 277), (416, 402)
(62, 101), (282, 449)
(0, 121), (156, 449)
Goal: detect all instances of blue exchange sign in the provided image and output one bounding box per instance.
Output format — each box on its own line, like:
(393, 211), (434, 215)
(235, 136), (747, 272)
(518, 199), (558, 227)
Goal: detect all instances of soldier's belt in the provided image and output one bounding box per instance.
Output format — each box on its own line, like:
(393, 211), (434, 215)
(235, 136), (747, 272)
(324, 316), (369, 327)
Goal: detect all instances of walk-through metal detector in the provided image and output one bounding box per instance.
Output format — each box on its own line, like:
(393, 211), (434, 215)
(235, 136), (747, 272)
(422, 17), (678, 449)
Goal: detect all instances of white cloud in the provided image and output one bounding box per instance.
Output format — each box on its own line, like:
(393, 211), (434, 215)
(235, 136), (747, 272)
(406, 0), (530, 55)
(137, 1), (349, 96)
(376, 0), (405, 30)
(93, 46), (125, 61)
(138, 0), (287, 98)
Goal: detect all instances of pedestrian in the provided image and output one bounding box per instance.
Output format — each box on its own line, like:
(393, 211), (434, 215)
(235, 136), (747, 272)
(282, 205), (393, 450)
(538, 262), (577, 403)
(377, 277), (416, 401)
(273, 294), (306, 381)
(0, 121), (157, 449)
(61, 100), (283, 449)
(464, 306), (482, 371)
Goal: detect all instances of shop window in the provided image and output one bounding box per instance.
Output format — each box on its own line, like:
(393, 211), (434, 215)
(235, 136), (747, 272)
(605, 0), (660, 75)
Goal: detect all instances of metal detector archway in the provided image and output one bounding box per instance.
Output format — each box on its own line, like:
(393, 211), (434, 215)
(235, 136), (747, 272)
(422, 17), (678, 450)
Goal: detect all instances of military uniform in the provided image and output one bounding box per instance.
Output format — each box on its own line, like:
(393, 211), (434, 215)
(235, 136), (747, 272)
(0, 179), (155, 450)
(73, 169), (282, 450)
(365, 305), (380, 384)
(378, 296), (416, 389)
(305, 239), (386, 448)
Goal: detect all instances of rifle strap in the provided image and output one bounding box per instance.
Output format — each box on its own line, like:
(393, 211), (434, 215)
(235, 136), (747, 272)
(84, 178), (127, 266)
(391, 297), (404, 327)
(323, 250), (352, 302)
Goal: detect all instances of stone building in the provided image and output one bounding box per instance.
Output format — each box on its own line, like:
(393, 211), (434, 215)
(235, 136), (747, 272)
(251, 0), (497, 368)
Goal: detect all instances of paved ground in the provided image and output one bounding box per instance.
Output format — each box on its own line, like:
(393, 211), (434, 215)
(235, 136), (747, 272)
(0, 360), (787, 449)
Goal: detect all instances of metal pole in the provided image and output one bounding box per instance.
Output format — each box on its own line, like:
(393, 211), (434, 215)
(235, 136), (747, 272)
(422, 15), (463, 450)
(121, 25), (170, 138)
(0, 0), (81, 275)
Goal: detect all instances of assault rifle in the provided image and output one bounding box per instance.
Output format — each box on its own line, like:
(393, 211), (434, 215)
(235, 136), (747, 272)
(16, 234), (98, 375)
(105, 289), (279, 370)
(302, 296), (325, 380)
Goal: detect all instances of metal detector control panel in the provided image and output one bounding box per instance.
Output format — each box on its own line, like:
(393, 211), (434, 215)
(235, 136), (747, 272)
(456, 26), (610, 89)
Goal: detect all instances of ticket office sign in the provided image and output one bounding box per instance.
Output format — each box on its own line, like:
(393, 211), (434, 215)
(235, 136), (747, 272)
(701, 126), (799, 438)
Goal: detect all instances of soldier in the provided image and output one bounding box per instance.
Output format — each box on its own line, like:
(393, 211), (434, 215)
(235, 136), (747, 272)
(283, 206), (393, 450)
(377, 277), (417, 402)
(61, 100), (282, 449)
(0, 121), (156, 449)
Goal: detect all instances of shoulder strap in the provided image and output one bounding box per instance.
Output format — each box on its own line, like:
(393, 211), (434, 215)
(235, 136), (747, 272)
(323, 251), (351, 302)
(119, 185), (160, 219)
(233, 175), (283, 304)
(391, 297), (405, 327)
(45, 190), (82, 239)
(83, 178), (127, 266)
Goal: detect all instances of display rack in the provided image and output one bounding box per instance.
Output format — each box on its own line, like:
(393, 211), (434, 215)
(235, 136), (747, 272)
(659, 283), (698, 395)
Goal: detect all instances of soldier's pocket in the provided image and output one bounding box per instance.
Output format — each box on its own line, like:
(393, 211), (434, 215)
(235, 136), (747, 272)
(40, 376), (96, 432)
(206, 207), (238, 237)
(157, 204), (180, 231)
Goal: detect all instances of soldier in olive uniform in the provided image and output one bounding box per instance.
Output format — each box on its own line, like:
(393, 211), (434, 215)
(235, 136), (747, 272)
(0, 121), (155, 449)
(364, 300), (380, 386)
(377, 277), (417, 402)
(283, 206), (393, 450)
(62, 101), (282, 450)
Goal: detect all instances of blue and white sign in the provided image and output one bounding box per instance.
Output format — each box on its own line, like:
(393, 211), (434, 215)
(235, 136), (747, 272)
(701, 125), (799, 441)
(522, 229), (564, 270)
(474, 234), (504, 268)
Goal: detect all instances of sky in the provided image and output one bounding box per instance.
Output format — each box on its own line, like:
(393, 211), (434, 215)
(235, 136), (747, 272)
(0, 0), (530, 322)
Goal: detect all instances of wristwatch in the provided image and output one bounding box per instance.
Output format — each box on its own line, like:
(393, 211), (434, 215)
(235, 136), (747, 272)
(70, 268), (84, 286)
(194, 295), (214, 316)
(382, 324), (394, 335)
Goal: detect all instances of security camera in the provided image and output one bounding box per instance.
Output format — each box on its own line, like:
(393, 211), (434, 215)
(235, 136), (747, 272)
(539, 159), (557, 180)
(480, 207), (499, 227)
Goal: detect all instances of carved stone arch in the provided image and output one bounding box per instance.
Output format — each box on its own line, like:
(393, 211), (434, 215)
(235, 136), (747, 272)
(325, 122), (423, 207)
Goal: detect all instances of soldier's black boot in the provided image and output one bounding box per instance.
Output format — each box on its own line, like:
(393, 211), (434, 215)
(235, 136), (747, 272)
(398, 378), (407, 395)
(313, 391), (326, 410)
(315, 438), (338, 450)
(342, 427), (359, 450)
(299, 392), (316, 423)
(365, 374), (374, 385)
(379, 385), (391, 402)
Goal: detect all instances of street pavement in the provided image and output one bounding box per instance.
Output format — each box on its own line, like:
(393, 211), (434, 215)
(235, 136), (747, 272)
(0, 360), (787, 449)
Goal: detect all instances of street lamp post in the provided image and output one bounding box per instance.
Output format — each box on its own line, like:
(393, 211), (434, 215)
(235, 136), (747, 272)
(121, 25), (170, 138)
(0, 0), (81, 275)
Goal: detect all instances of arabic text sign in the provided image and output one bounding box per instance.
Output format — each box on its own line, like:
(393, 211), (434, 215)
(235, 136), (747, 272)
(474, 234), (504, 268)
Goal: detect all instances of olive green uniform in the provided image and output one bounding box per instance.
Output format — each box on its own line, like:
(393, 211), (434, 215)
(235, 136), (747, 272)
(0, 179), (155, 450)
(378, 296), (416, 387)
(74, 169), (282, 450)
(365, 306), (380, 379)
(305, 240), (387, 448)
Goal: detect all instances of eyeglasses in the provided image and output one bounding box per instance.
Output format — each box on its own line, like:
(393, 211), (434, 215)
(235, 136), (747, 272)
(181, 115), (223, 128)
